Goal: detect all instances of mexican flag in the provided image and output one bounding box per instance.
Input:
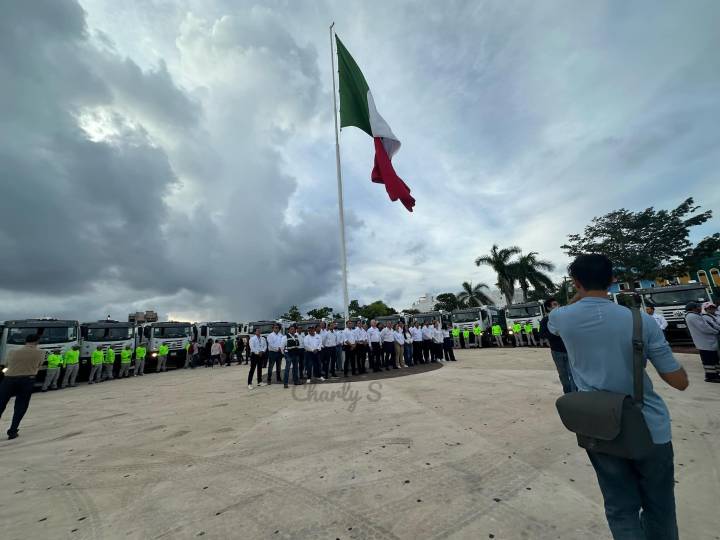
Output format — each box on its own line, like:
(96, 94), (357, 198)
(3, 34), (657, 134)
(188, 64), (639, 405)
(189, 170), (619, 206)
(335, 36), (415, 212)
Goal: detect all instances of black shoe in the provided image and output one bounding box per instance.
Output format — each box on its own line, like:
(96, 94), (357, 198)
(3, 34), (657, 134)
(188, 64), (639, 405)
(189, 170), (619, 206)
(705, 378), (720, 383)
(7, 431), (18, 440)
(284, 384), (289, 388)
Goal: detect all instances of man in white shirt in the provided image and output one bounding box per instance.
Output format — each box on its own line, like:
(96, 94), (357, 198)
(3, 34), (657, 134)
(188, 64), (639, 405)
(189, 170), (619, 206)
(411, 322), (424, 365)
(421, 322), (434, 363)
(355, 322), (369, 374)
(343, 320), (357, 376)
(247, 328), (267, 389)
(380, 323), (396, 370)
(645, 306), (668, 332)
(393, 324), (407, 368)
(432, 322), (444, 362)
(266, 324), (285, 385)
(367, 320), (382, 372)
(303, 326), (324, 383)
(321, 322), (337, 378)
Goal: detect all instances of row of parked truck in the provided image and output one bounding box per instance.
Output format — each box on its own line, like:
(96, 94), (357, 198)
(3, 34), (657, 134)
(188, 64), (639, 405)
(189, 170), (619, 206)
(1, 283), (711, 384)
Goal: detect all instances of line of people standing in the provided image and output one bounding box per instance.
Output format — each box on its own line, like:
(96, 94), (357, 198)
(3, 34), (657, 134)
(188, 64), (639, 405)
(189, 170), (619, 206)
(245, 319), (456, 390)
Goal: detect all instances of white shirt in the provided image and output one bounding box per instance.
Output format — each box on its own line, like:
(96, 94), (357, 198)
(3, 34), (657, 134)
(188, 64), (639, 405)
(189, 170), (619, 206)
(355, 327), (368, 343)
(651, 313), (668, 331)
(322, 329), (336, 347)
(394, 330), (405, 345)
(249, 335), (267, 354)
(380, 327), (395, 342)
(410, 327), (423, 342)
(421, 325), (433, 340)
(344, 328), (357, 345)
(267, 331), (284, 352)
(367, 327), (381, 343)
(303, 333), (322, 352)
(432, 327), (444, 344)
(299, 332), (306, 348)
(211, 342), (222, 355)
(442, 329), (451, 338)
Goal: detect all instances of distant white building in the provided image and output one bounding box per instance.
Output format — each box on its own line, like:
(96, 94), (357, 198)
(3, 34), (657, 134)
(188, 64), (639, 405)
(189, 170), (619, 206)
(410, 293), (436, 312)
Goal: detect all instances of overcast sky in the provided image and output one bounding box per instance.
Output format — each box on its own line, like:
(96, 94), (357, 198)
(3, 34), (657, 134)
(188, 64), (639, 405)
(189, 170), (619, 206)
(1, 0), (718, 323)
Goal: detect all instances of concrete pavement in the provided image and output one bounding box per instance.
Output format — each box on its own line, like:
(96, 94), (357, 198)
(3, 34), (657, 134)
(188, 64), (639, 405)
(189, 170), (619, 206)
(0, 348), (718, 540)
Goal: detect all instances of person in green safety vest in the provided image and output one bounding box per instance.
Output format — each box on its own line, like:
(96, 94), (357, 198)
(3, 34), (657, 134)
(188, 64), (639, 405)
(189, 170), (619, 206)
(473, 324), (483, 348)
(524, 322), (537, 346)
(41, 349), (63, 391)
(134, 344), (147, 376)
(118, 345), (133, 378)
(183, 341), (192, 369)
(491, 324), (503, 347)
(89, 346), (104, 384)
(462, 329), (471, 349)
(61, 345), (80, 388)
(157, 343), (169, 372)
(103, 347), (115, 381)
(512, 322), (523, 346)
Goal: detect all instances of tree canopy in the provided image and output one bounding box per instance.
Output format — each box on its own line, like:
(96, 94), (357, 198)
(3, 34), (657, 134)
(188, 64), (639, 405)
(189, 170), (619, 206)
(306, 306), (333, 320)
(347, 299), (397, 320)
(280, 305), (302, 321)
(562, 197), (712, 281)
(434, 293), (461, 312)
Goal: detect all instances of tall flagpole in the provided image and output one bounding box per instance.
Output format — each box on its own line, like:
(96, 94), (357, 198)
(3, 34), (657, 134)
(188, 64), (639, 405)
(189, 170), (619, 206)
(330, 22), (350, 321)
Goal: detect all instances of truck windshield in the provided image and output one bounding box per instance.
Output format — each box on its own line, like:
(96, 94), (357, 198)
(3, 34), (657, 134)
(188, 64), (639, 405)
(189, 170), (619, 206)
(209, 325), (235, 336)
(642, 289), (710, 307)
(249, 323), (275, 334)
(153, 326), (190, 338)
(452, 312), (480, 323)
(86, 327), (133, 341)
(507, 306), (541, 318)
(7, 326), (76, 345)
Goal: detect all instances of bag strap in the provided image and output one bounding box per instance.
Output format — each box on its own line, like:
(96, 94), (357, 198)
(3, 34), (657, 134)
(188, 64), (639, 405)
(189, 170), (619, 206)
(631, 308), (645, 406)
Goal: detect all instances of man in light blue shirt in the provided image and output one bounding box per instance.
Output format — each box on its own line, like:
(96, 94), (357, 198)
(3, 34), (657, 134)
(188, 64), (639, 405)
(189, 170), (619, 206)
(549, 254), (688, 540)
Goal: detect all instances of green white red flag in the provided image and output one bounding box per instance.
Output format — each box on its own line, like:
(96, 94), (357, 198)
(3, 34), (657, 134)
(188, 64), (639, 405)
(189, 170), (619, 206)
(335, 36), (415, 212)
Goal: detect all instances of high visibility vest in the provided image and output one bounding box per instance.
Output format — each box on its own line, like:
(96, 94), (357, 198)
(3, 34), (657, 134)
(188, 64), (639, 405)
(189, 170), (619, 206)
(462, 330), (470, 339)
(104, 348), (115, 364)
(451, 327), (460, 338)
(158, 344), (169, 356)
(135, 346), (147, 359)
(91, 350), (104, 365)
(47, 353), (63, 369)
(524, 324), (534, 334)
(63, 349), (79, 365)
(473, 326), (482, 335)
(120, 349), (132, 364)
(491, 325), (502, 336)
(512, 323), (522, 333)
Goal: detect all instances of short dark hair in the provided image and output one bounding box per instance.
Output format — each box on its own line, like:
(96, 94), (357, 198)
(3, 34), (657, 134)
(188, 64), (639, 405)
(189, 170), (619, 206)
(543, 298), (558, 310)
(568, 254), (613, 291)
(25, 334), (40, 344)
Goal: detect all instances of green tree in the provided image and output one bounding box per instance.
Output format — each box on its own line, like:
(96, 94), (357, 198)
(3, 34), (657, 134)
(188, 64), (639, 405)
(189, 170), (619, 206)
(510, 252), (555, 302)
(281, 305), (302, 321)
(562, 197), (712, 281)
(475, 244), (521, 307)
(348, 300), (362, 318)
(673, 233), (720, 276)
(360, 300), (397, 319)
(434, 293), (460, 312)
(456, 281), (492, 307)
(306, 306), (333, 319)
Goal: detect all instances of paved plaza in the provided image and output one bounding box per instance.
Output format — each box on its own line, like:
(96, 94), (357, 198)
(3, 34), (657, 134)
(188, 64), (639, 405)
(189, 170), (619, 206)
(1, 348), (717, 540)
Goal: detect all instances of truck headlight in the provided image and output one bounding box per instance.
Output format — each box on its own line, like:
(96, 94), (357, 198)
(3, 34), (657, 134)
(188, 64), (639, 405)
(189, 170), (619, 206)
(151, 352), (158, 358)
(508, 330), (514, 335)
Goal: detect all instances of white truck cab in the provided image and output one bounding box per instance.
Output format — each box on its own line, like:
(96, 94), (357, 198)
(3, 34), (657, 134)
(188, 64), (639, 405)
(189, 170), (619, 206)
(193, 321), (239, 348)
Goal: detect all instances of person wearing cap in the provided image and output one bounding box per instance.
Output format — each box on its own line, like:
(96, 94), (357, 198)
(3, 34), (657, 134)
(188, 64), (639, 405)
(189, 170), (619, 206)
(645, 306), (668, 331)
(686, 301), (720, 383)
(702, 302), (720, 331)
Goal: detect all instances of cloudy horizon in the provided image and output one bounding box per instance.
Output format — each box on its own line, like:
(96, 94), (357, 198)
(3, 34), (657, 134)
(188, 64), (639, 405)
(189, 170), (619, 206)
(1, 0), (718, 323)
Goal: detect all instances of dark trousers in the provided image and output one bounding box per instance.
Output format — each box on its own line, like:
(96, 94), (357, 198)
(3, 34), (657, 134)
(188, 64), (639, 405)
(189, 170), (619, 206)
(443, 338), (456, 361)
(412, 342), (423, 365)
(0, 376), (35, 435)
(343, 346), (356, 375)
(298, 349), (305, 377)
(266, 351), (283, 384)
(356, 344), (367, 373)
(587, 442), (678, 540)
(305, 351), (321, 379)
(432, 342), (443, 362)
(284, 350), (300, 385)
(550, 350), (576, 394)
(382, 341), (395, 368)
(404, 343), (413, 366)
(370, 342), (382, 371)
(422, 339), (432, 362)
(320, 348), (331, 378)
(699, 349), (720, 380)
(248, 353), (264, 385)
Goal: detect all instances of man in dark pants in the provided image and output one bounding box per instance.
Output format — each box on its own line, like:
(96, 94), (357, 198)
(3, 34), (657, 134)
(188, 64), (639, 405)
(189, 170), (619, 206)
(539, 298), (575, 394)
(549, 254), (688, 539)
(0, 333), (45, 440)
(367, 320), (382, 372)
(265, 324), (284, 385)
(342, 320), (357, 376)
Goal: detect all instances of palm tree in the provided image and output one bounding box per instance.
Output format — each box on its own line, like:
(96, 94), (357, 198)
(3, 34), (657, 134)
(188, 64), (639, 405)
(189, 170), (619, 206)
(511, 252), (555, 302)
(457, 281), (492, 307)
(475, 244), (521, 307)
